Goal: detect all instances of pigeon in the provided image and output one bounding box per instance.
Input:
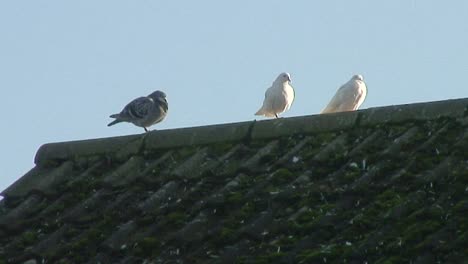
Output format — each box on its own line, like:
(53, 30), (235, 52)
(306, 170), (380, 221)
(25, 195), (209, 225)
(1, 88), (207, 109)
(321, 74), (367, 114)
(108, 90), (168, 132)
(255, 72), (295, 118)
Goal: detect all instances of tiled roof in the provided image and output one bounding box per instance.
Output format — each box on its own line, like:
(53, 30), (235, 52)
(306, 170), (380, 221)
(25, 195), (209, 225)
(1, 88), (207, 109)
(1, 98), (467, 263)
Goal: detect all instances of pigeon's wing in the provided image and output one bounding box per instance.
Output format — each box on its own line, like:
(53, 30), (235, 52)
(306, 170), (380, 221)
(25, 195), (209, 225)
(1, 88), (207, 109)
(120, 97), (154, 119)
(284, 83), (295, 110)
(322, 78), (370, 114)
(255, 86), (275, 116)
(321, 84), (349, 114)
(352, 82), (367, 110)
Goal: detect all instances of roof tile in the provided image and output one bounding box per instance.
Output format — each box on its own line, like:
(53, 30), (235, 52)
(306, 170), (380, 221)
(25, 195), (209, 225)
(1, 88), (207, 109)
(102, 156), (145, 187)
(0, 194), (43, 231)
(2, 161), (73, 198)
(102, 220), (137, 251)
(1, 98), (467, 263)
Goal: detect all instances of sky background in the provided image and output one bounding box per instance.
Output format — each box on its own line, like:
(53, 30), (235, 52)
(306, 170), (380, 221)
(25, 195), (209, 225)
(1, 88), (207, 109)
(1, 1), (467, 193)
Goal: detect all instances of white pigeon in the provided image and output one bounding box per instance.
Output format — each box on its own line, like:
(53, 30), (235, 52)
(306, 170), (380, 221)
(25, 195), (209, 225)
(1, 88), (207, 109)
(108, 90), (168, 132)
(255, 72), (295, 118)
(321, 74), (367, 114)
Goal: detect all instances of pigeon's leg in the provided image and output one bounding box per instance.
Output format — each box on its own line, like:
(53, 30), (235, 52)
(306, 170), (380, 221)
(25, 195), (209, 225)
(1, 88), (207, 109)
(275, 114), (279, 118)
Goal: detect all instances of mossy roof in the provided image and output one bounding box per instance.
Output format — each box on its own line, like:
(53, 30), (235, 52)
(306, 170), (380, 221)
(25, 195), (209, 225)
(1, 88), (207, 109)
(1, 98), (467, 263)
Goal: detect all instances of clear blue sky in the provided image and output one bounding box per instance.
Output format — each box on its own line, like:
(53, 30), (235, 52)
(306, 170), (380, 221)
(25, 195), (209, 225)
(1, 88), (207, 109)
(1, 1), (467, 193)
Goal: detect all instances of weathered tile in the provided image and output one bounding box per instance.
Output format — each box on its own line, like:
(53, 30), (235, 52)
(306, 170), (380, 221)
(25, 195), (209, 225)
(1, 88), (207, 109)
(252, 111), (359, 140)
(102, 220), (138, 251)
(2, 161), (73, 198)
(138, 181), (179, 213)
(34, 134), (143, 165)
(102, 156), (145, 187)
(144, 121), (252, 150)
(358, 98), (468, 126)
(0, 195), (43, 230)
(0, 97), (467, 263)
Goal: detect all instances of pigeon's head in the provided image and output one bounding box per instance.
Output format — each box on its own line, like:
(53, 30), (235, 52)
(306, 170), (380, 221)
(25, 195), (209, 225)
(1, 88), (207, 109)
(277, 72), (292, 83)
(149, 90), (167, 99)
(352, 74), (364, 81)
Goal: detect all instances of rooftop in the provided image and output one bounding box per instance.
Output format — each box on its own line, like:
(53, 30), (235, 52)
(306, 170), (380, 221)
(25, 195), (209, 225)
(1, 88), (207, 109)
(1, 98), (468, 263)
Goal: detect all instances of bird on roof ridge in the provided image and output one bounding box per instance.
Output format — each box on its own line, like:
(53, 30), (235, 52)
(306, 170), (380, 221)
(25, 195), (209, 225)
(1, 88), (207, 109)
(321, 74), (367, 114)
(255, 72), (295, 118)
(108, 90), (168, 132)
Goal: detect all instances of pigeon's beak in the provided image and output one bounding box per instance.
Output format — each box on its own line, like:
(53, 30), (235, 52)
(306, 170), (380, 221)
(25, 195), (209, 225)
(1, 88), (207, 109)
(288, 77), (292, 83)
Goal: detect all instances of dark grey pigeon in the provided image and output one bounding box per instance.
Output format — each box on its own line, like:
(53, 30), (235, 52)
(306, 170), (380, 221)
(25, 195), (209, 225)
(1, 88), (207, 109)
(108, 90), (168, 132)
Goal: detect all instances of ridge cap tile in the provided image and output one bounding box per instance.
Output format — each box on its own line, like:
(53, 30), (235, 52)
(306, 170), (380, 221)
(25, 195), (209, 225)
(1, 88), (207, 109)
(0, 97), (466, 263)
(30, 97), (467, 166)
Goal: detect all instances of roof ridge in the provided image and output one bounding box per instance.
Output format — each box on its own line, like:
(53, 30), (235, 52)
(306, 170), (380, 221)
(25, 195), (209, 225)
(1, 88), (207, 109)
(33, 97), (467, 166)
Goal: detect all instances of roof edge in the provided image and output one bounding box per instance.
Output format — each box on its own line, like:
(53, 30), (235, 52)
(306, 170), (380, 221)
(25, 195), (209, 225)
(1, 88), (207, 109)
(34, 97), (468, 166)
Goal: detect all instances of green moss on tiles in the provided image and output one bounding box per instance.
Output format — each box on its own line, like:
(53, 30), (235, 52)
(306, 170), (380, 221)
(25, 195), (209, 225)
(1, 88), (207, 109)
(375, 256), (405, 264)
(287, 217), (334, 239)
(406, 206), (444, 223)
(176, 146), (198, 159)
(7, 230), (39, 252)
(41, 159), (62, 168)
(68, 229), (102, 260)
(253, 252), (286, 264)
(297, 243), (351, 263)
(316, 132), (338, 144)
(452, 200), (468, 213)
(295, 209), (319, 225)
(210, 143), (234, 156)
(166, 211), (187, 227)
(221, 202), (255, 234)
(136, 214), (156, 226)
(239, 202), (255, 217)
(341, 166), (362, 183)
(401, 220), (442, 245)
(220, 160), (243, 176)
(79, 227), (101, 246)
(21, 230), (37, 245)
(67, 178), (100, 203)
(46, 200), (66, 215)
(258, 153), (277, 165)
(407, 152), (444, 174)
(63, 227), (80, 239)
(273, 235), (298, 248)
(385, 123), (412, 138)
(226, 191), (244, 204)
(451, 143), (467, 158)
(217, 227), (237, 243)
(249, 139), (272, 149)
(375, 189), (403, 209)
(346, 189), (402, 227)
(301, 147), (320, 162)
(133, 236), (159, 257)
(271, 168), (294, 185)
(264, 184), (280, 194)
(272, 191), (302, 209)
(453, 230), (468, 250)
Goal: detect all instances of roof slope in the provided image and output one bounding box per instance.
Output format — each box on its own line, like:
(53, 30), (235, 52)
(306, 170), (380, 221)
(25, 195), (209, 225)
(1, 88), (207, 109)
(1, 98), (467, 263)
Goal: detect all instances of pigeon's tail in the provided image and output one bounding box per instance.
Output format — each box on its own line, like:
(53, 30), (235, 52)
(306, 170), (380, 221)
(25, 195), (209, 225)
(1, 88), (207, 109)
(255, 108), (277, 118)
(255, 107), (266, 116)
(320, 104), (338, 114)
(107, 116), (123, 127)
